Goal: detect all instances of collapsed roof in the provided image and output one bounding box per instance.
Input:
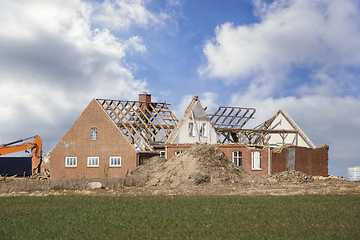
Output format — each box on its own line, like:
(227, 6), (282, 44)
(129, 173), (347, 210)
(97, 94), (315, 151)
(210, 107), (315, 148)
(97, 97), (178, 151)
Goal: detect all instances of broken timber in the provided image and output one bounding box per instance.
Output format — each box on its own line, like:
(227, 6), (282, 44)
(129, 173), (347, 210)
(209, 107), (306, 147)
(97, 99), (178, 151)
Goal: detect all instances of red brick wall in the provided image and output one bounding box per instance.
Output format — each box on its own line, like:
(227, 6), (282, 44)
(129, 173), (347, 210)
(50, 99), (138, 180)
(270, 148), (287, 173)
(166, 144), (269, 176)
(295, 146), (328, 177)
(218, 145), (269, 176)
(271, 146), (328, 176)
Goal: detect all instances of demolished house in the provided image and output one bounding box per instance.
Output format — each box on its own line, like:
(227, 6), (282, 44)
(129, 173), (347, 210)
(50, 93), (328, 180)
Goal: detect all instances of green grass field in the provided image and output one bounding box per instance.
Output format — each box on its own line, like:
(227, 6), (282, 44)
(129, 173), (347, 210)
(1, 194), (359, 239)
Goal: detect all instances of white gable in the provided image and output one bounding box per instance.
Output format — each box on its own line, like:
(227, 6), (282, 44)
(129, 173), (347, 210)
(167, 97), (218, 144)
(191, 101), (208, 119)
(265, 109), (315, 148)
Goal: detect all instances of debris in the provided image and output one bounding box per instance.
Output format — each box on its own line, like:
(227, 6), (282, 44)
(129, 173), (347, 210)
(125, 156), (167, 187)
(128, 145), (249, 188)
(268, 170), (313, 183)
(42, 168), (50, 178)
(313, 175), (346, 181)
(87, 182), (102, 189)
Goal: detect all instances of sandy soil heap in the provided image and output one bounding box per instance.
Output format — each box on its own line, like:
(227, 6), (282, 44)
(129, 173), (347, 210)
(128, 145), (250, 188)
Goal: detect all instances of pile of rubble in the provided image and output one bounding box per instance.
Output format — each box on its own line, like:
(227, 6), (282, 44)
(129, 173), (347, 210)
(127, 145), (250, 188)
(313, 175), (347, 181)
(268, 170), (313, 183)
(0, 168), (50, 181)
(29, 169), (51, 180)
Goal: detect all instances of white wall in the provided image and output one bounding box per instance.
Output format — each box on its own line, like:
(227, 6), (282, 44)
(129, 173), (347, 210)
(266, 113), (311, 148)
(172, 118), (218, 144)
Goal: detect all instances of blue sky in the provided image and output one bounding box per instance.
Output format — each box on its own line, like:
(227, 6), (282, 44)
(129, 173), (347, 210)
(1, 0), (360, 178)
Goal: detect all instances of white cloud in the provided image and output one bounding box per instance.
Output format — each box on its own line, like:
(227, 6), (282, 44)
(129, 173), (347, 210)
(173, 94), (193, 119)
(92, 0), (170, 31)
(199, 0), (360, 97)
(199, 92), (218, 113)
(0, 0), (162, 152)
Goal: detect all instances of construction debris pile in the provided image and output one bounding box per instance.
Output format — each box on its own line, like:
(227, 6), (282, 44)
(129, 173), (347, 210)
(268, 170), (313, 183)
(126, 145), (250, 188)
(313, 175), (347, 181)
(29, 169), (50, 180)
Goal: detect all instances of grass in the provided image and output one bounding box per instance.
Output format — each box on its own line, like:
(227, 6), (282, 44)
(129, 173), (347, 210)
(0, 194), (359, 239)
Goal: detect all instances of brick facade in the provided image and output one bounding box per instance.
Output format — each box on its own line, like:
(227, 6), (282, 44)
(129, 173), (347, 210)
(217, 145), (269, 176)
(50, 99), (138, 180)
(271, 145), (329, 176)
(166, 144), (328, 177)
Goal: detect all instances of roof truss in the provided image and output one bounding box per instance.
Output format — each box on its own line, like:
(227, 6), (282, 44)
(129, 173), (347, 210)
(97, 99), (178, 151)
(209, 107), (256, 129)
(213, 109), (305, 147)
(209, 107), (256, 143)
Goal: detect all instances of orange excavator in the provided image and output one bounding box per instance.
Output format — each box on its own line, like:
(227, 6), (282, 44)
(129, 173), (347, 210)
(0, 135), (43, 174)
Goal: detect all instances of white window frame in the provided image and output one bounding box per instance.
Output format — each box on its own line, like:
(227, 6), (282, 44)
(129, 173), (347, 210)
(251, 151), (262, 170)
(232, 151), (242, 166)
(65, 157), (77, 167)
(199, 123), (207, 137)
(159, 151), (165, 158)
(91, 128), (97, 140)
(109, 156), (121, 167)
(175, 151), (183, 156)
(87, 156), (99, 167)
(188, 122), (194, 136)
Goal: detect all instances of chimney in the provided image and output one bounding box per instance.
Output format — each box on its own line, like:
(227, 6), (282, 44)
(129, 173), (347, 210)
(139, 92), (151, 105)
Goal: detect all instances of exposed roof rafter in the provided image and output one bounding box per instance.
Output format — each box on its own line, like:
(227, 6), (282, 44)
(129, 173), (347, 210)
(97, 99), (178, 151)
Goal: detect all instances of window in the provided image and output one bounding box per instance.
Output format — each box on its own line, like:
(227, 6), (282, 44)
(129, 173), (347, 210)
(175, 151), (183, 156)
(109, 156), (121, 167)
(188, 122), (194, 136)
(65, 157), (77, 167)
(199, 123), (207, 136)
(87, 157), (99, 167)
(232, 151), (242, 166)
(91, 128), (97, 140)
(251, 151), (262, 170)
(159, 151), (165, 158)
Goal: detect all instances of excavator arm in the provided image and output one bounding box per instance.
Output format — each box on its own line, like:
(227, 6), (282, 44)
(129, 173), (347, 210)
(0, 135), (43, 174)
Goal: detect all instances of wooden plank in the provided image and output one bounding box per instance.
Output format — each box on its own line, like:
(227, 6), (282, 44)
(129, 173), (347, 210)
(148, 104), (173, 134)
(135, 102), (169, 140)
(117, 101), (152, 151)
(104, 101), (144, 149)
(209, 107), (222, 124)
(128, 102), (162, 142)
(218, 107), (234, 128)
(153, 103), (178, 126)
(161, 103), (179, 124)
(96, 98), (179, 151)
(212, 107), (228, 128)
(224, 108), (241, 128)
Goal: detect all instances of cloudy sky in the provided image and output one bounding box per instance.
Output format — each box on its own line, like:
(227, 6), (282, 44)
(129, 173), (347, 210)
(1, 0), (359, 178)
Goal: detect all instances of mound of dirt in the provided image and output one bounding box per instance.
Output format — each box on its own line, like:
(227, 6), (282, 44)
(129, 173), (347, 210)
(124, 156), (167, 186)
(128, 145), (250, 188)
(268, 170), (313, 183)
